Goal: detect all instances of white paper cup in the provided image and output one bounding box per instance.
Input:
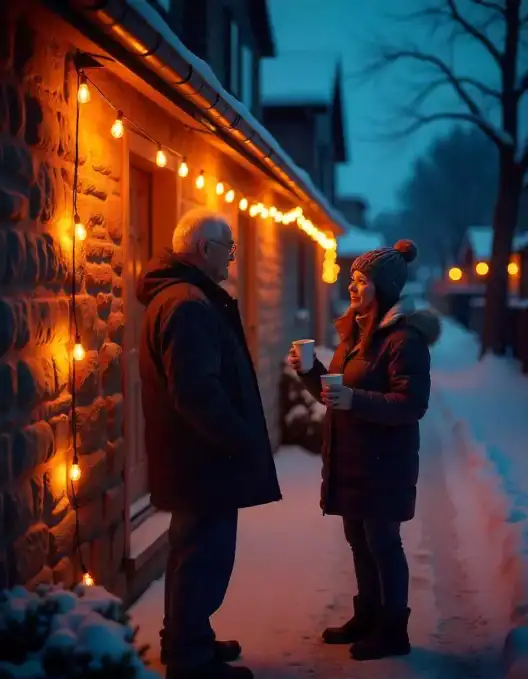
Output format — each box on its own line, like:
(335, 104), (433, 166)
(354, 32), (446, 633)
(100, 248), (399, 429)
(292, 339), (315, 371)
(321, 373), (343, 387)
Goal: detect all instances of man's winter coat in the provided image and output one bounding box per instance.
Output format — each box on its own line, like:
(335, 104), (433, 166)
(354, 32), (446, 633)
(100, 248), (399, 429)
(301, 300), (441, 521)
(136, 252), (282, 514)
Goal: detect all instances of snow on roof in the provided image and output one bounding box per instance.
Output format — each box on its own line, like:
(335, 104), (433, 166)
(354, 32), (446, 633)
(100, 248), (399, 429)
(260, 52), (338, 106)
(337, 228), (386, 257)
(465, 226), (493, 260)
(126, 2), (350, 234)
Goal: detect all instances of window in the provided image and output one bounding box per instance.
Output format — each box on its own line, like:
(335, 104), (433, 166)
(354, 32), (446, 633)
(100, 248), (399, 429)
(241, 45), (253, 109)
(223, 8), (240, 96)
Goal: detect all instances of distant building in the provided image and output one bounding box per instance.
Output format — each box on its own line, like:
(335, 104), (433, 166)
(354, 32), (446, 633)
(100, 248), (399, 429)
(260, 52), (348, 205)
(334, 196), (368, 229)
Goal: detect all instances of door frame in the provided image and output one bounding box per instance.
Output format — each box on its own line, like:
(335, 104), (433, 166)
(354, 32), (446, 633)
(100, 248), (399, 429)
(122, 130), (181, 549)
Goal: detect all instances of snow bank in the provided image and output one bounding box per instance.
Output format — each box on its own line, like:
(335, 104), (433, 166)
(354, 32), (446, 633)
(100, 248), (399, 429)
(431, 317), (528, 678)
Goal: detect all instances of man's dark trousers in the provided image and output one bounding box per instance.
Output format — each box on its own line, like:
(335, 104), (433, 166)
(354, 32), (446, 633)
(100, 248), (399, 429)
(161, 509), (238, 669)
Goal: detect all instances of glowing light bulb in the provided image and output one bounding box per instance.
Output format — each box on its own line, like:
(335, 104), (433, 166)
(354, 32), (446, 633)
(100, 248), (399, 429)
(475, 261), (489, 276)
(269, 206), (277, 217)
(225, 189), (235, 203)
(216, 181), (225, 196)
(274, 211), (283, 223)
(239, 198), (248, 211)
(70, 463), (81, 482)
(196, 172), (205, 189)
(73, 336), (85, 362)
(74, 215), (87, 241)
(178, 160), (189, 177)
(249, 204), (259, 217)
(82, 572), (95, 586)
(156, 146), (167, 168)
(448, 267), (463, 282)
(78, 76), (90, 104)
(260, 208), (269, 219)
(111, 111), (124, 139)
(508, 261), (519, 276)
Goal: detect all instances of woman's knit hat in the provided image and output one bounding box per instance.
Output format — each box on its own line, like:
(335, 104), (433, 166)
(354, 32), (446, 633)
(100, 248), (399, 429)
(352, 239), (418, 307)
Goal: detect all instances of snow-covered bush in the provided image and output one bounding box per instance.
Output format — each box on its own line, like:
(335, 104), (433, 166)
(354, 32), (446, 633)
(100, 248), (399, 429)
(0, 584), (159, 679)
(279, 360), (326, 454)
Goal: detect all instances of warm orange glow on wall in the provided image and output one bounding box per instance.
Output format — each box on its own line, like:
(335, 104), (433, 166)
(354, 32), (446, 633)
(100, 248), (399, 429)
(448, 267), (463, 281)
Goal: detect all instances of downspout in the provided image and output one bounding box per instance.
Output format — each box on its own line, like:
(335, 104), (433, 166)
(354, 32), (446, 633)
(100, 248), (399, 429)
(60, 0), (342, 233)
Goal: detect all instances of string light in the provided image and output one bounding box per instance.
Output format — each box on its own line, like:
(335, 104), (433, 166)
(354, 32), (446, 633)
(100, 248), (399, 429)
(508, 261), (519, 276)
(225, 189), (235, 203)
(249, 204), (259, 217)
(78, 74), (90, 104)
(74, 214), (87, 241)
(216, 181), (225, 196)
(475, 261), (489, 276)
(82, 572), (95, 586)
(72, 335), (86, 361)
(178, 159), (189, 177)
(239, 197), (248, 211)
(70, 462), (81, 482)
(156, 145), (167, 168)
(196, 171), (205, 189)
(111, 110), (124, 139)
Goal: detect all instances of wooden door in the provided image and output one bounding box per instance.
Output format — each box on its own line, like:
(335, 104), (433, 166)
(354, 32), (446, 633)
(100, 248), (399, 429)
(125, 165), (152, 510)
(238, 212), (258, 364)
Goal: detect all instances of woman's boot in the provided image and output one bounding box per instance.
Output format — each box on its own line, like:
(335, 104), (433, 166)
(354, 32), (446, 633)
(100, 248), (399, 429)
(322, 596), (379, 644)
(350, 607), (411, 660)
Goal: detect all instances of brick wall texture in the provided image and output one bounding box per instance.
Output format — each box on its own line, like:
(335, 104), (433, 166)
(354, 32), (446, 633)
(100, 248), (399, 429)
(0, 4), (330, 594)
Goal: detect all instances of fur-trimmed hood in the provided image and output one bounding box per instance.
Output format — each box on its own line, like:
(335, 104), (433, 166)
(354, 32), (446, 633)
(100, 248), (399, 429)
(335, 297), (442, 346)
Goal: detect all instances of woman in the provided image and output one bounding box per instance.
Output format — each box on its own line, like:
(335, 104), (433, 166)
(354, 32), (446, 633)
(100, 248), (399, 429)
(288, 240), (440, 661)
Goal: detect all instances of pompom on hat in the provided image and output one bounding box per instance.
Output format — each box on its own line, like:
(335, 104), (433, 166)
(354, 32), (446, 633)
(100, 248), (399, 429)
(351, 239), (418, 307)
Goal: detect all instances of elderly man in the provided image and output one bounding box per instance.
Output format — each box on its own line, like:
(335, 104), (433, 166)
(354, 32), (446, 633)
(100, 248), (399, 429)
(136, 208), (282, 679)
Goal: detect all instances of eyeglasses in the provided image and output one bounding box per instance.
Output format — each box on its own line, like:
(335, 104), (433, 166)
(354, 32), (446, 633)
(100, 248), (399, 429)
(209, 239), (237, 256)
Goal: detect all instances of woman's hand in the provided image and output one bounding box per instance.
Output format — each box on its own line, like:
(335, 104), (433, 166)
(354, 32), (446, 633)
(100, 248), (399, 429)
(287, 347), (315, 374)
(322, 384), (354, 410)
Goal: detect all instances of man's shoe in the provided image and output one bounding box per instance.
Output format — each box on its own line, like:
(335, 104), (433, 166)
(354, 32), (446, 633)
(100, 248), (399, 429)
(322, 595), (379, 644)
(165, 659), (253, 679)
(161, 640), (242, 666)
(350, 607), (411, 661)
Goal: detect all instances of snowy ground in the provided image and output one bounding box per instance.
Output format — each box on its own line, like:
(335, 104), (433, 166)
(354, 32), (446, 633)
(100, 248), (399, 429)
(130, 428), (506, 678)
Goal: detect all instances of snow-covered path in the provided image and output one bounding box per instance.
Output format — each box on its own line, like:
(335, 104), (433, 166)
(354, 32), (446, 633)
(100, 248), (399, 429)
(130, 410), (505, 678)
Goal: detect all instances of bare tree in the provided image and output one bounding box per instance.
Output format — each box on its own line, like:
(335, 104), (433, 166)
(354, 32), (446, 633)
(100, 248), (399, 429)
(358, 0), (528, 356)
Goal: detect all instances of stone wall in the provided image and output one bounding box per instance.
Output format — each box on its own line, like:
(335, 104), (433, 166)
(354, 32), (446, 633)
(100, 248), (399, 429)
(0, 7), (127, 594)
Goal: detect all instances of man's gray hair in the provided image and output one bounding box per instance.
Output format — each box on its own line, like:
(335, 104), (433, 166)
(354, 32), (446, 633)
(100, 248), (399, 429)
(172, 208), (227, 253)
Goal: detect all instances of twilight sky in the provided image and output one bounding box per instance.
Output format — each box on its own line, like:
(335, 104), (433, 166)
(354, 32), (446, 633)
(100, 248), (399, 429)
(267, 0), (527, 219)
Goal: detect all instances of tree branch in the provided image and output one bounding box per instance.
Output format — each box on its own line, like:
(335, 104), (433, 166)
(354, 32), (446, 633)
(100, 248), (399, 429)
(386, 111), (511, 149)
(446, 0), (503, 65)
(470, 0), (505, 14)
(361, 47), (507, 146)
(517, 70), (528, 99)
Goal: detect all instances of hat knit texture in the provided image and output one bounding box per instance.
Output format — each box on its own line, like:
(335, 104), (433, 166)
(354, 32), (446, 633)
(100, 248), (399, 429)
(352, 239), (418, 307)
